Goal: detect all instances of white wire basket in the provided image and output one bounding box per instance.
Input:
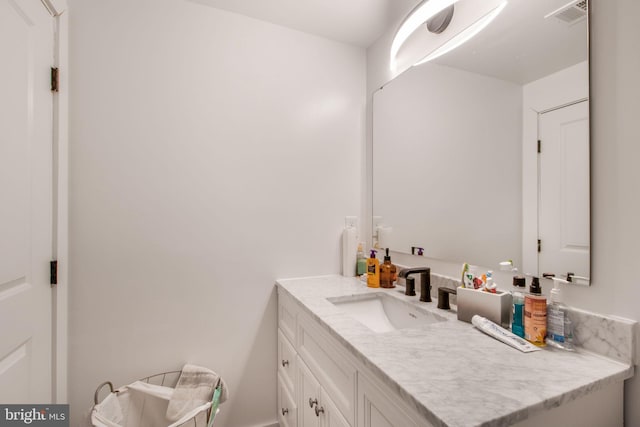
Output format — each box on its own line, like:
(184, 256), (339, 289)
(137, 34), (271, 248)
(91, 370), (222, 427)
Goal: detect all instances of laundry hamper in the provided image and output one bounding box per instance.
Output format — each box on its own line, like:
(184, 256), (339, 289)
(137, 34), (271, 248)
(91, 370), (223, 427)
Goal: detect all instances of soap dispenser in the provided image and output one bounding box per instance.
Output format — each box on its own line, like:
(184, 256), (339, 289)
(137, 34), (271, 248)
(379, 248), (397, 288)
(524, 277), (547, 346)
(366, 249), (380, 288)
(546, 278), (574, 350)
(511, 276), (526, 338)
(356, 243), (367, 276)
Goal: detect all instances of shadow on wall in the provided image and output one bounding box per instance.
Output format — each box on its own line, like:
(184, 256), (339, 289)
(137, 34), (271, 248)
(214, 287), (278, 427)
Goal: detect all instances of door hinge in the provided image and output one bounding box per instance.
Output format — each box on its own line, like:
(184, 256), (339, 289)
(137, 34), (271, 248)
(537, 239), (541, 253)
(51, 67), (59, 92)
(537, 140), (541, 153)
(50, 260), (58, 286)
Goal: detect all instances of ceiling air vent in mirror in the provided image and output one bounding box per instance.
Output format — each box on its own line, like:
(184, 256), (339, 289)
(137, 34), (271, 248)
(545, 0), (587, 25)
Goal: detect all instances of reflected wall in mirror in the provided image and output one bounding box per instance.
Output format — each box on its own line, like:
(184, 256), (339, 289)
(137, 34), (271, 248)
(372, 0), (590, 283)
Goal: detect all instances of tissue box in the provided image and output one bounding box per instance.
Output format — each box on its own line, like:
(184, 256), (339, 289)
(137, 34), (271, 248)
(457, 286), (512, 328)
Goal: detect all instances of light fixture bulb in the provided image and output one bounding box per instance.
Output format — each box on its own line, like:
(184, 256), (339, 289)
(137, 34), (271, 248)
(390, 0), (508, 71)
(390, 0), (461, 70)
(414, 1), (508, 66)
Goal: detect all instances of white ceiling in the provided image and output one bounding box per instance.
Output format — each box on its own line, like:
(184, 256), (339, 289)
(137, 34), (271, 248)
(186, 0), (588, 84)
(188, 0), (401, 47)
(431, 0), (588, 84)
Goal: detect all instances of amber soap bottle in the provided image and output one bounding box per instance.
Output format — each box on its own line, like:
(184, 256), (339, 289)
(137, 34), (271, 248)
(380, 248), (397, 288)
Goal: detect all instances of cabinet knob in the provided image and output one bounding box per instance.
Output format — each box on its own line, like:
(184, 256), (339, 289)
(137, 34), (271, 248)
(281, 408), (289, 416)
(315, 405), (325, 417)
(308, 397), (318, 408)
(281, 359), (289, 367)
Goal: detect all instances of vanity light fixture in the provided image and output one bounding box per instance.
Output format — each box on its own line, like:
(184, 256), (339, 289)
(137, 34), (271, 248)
(390, 0), (508, 70)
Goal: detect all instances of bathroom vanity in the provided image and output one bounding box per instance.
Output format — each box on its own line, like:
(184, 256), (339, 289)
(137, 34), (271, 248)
(276, 275), (634, 427)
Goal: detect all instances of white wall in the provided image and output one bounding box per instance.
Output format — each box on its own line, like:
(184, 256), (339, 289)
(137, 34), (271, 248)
(68, 1), (365, 425)
(367, 0), (640, 425)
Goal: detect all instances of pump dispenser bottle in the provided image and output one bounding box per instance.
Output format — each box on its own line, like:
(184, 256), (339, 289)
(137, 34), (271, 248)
(366, 249), (380, 288)
(511, 276), (526, 338)
(379, 248), (397, 288)
(524, 277), (547, 346)
(356, 243), (367, 276)
(546, 278), (574, 350)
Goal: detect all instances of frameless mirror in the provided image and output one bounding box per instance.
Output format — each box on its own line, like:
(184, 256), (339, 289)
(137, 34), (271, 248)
(372, 0), (590, 284)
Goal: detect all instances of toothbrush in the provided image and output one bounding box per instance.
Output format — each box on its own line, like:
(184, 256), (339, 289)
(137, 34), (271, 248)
(461, 263), (469, 287)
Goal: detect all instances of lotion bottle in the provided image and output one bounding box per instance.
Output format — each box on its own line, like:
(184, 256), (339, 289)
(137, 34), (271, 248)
(366, 249), (380, 288)
(524, 277), (546, 346)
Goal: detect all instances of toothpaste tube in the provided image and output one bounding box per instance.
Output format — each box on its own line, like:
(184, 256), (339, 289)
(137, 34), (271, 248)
(471, 315), (540, 353)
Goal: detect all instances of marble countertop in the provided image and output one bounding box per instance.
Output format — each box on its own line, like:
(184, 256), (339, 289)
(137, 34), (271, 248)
(276, 275), (634, 427)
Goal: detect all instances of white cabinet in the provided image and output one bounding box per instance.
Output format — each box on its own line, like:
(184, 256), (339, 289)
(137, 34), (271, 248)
(357, 371), (430, 427)
(297, 311), (356, 425)
(277, 288), (419, 427)
(278, 329), (297, 393)
(319, 388), (351, 427)
(278, 290), (299, 427)
(298, 356), (350, 427)
(278, 372), (298, 427)
(278, 286), (626, 427)
(279, 290), (298, 344)
(298, 356), (321, 427)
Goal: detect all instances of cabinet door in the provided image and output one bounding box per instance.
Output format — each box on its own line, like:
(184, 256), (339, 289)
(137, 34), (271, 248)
(297, 311), (356, 425)
(278, 372), (298, 427)
(357, 373), (431, 427)
(279, 329), (297, 392)
(319, 388), (351, 427)
(298, 357), (321, 427)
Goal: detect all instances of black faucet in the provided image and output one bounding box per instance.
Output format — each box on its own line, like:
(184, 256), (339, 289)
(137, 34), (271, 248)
(398, 268), (431, 302)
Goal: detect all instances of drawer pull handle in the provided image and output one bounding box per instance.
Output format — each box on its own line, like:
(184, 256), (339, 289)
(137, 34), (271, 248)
(281, 359), (289, 367)
(308, 397), (318, 408)
(315, 405), (325, 417)
(282, 408), (289, 416)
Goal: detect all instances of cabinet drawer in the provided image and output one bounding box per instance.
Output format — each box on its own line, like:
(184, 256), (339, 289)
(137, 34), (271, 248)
(278, 289), (298, 344)
(278, 372), (298, 427)
(278, 329), (297, 393)
(297, 311), (356, 426)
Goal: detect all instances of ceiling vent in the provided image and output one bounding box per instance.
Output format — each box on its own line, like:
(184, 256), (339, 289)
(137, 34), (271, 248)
(545, 0), (588, 25)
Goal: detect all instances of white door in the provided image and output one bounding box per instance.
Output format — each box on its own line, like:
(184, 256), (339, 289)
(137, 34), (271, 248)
(538, 101), (590, 280)
(0, 0), (54, 402)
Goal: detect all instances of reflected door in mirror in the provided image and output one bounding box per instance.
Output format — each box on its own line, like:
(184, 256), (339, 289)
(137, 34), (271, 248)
(538, 101), (590, 280)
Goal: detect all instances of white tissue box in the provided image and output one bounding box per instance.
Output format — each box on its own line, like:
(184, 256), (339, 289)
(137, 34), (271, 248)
(457, 286), (512, 328)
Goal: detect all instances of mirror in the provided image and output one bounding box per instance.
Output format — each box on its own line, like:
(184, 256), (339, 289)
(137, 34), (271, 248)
(372, 0), (590, 283)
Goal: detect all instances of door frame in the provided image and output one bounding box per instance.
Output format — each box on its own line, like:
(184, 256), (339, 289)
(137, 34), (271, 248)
(42, 0), (69, 403)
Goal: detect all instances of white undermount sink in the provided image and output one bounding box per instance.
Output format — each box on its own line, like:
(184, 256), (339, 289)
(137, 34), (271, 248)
(327, 293), (447, 333)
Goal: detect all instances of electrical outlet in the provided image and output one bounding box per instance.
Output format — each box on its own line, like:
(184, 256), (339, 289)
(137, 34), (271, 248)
(345, 216), (358, 229)
(372, 216), (384, 236)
